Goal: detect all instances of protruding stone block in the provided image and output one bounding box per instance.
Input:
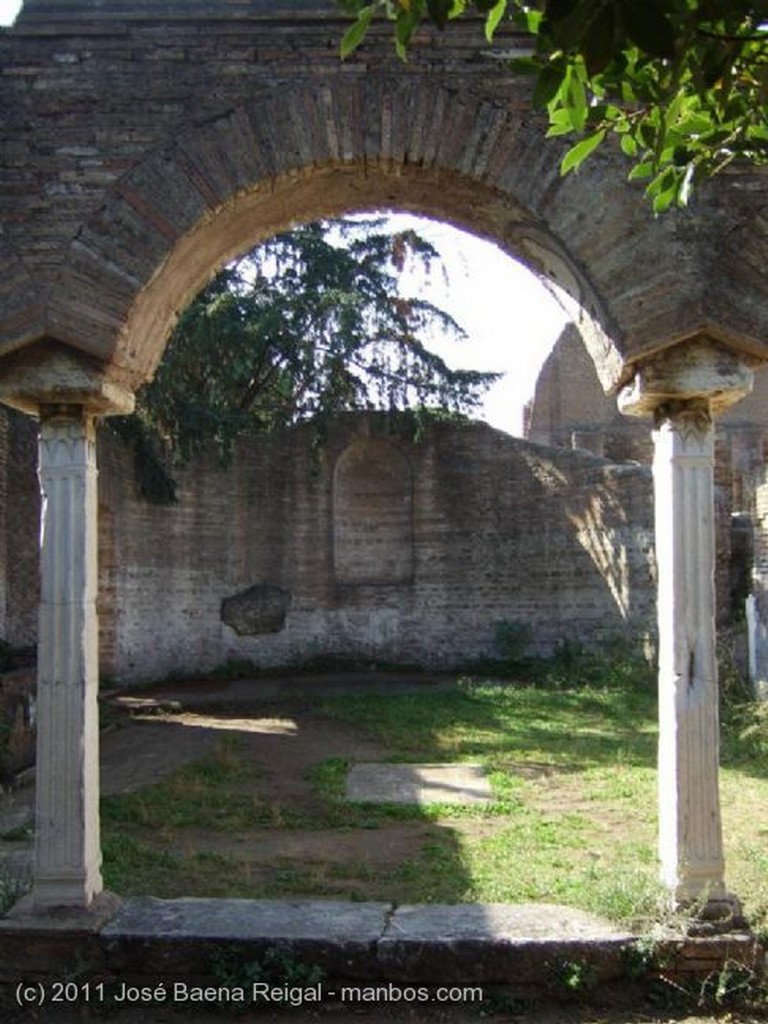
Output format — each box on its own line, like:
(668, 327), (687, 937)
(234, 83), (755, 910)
(618, 336), (753, 419)
(0, 339), (135, 418)
(221, 584), (291, 636)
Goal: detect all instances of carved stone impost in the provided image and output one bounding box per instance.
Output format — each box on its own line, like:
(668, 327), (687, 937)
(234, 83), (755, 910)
(0, 338), (135, 418)
(617, 336), (753, 420)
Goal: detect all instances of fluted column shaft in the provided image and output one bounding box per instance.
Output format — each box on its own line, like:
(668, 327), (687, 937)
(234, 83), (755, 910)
(33, 405), (103, 909)
(619, 337), (754, 913)
(653, 401), (725, 905)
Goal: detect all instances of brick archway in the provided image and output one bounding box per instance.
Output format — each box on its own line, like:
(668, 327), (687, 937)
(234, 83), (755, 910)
(50, 94), (624, 393)
(0, 0), (765, 918)
(3, 3), (767, 393)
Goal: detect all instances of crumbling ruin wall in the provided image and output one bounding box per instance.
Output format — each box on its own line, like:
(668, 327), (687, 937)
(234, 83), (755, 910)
(525, 324), (768, 626)
(95, 415), (656, 684)
(0, 411), (658, 683)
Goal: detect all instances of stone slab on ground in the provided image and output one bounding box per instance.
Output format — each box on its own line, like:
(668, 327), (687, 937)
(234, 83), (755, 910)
(103, 897), (391, 942)
(100, 898), (392, 981)
(345, 763), (492, 805)
(96, 898), (634, 985)
(378, 903), (634, 983)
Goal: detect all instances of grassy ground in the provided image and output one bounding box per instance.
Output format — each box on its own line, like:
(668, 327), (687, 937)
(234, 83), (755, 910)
(95, 660), (768, 938)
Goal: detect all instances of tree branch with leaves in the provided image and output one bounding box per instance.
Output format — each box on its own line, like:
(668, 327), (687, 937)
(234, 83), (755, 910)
(110, 218), (499, 502)
(338, 0), (767, 211)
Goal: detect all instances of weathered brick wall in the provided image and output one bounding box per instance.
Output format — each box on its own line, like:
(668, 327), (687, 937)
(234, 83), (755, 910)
(94, 414), (656, 685)
(5, 410), (39, 647)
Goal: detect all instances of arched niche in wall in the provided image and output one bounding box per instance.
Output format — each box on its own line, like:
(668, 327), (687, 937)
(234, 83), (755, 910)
(333, 440), (414, 585)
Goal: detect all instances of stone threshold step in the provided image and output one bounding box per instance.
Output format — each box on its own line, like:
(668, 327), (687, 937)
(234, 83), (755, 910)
(0, 898), (760, 988)
(3, 898), (637, 984)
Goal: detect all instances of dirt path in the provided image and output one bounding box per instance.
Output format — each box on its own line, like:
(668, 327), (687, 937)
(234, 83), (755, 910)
(1, 687), (475, 888)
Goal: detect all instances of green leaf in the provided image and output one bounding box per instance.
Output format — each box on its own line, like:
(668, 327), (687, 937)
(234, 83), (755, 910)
(484, 0), (507, 42)
(564, 66), (588, 131)
(340, 4), (376, 58)
(546, 107), (575, 137)
(533, 63), (567, 108)
(676, 113), (715, 136)
(560, 128), (605, 174)
(645, 166), (679, 213)
(620, 133), (638, 157)
(628, 160), (654, 181)
(395, 11), (416, 60)
(651, 181), (680, 213)
(511, 7), (541, 33)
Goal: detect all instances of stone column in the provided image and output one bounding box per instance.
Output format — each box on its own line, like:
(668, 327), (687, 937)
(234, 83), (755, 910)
(652, 399), (725, 904)
(0, 340), (135, 917)
(32, 405), (103, 909)
(619, 337), (753, 913)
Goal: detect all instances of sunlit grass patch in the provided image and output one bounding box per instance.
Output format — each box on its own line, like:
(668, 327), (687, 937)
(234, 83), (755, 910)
(318, 682), (658, 768)
(98, 676), (768, 931)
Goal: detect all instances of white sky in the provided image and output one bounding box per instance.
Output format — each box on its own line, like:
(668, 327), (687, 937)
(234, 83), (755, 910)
(0, 0), (20, 25)
(385, 214), (571, 435)
(0, 1), (573, 435)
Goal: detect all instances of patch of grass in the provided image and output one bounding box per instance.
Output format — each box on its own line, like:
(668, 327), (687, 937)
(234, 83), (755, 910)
(306, 756), (348, 801)
(0, 860), (32, 915)
(97, 668), (768, 933)
(102, 833), (273, 899)
(318, 682), (658, 768)
(0, 822), (33, 843)
(101, 735), (278, 832)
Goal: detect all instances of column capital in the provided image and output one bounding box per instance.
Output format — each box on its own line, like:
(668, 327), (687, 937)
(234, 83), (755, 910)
(0, 338), (135, 418)
(653, 397), (713, 447)
(617, 336), (753, 420)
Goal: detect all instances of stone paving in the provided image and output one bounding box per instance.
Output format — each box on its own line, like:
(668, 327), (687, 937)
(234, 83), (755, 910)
(345, 764), (493, 805)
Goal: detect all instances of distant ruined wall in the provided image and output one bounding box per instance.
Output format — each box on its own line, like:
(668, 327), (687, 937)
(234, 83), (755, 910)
(0, 412), (658, 682)
(525, 324), (768, 625)
(94, 415), (656, 684)
(526, 323), (768, 468)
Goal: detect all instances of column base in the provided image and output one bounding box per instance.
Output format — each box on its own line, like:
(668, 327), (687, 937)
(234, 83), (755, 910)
(25, 864), (104, 913)
(687, 894), (749, 936)
(661, 890), (749, 936)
